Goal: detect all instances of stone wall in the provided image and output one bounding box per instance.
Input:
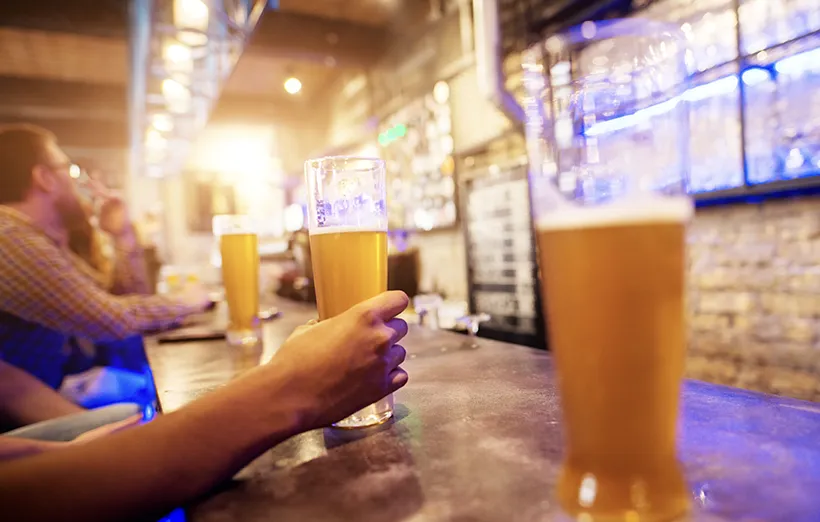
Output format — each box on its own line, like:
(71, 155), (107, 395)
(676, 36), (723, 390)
(409, 195), (820, 402)
(687, 196), (820, 402)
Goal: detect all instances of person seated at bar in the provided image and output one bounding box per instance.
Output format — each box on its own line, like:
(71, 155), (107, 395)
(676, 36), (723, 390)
(0, 124), (211, 392)
(0, 360), (144, 461)
(60, 175), (159, 407)
(0, 291), (410, 522)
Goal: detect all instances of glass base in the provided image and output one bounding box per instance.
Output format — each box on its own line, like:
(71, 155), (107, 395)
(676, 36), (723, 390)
(557, 462), (690, 522)
(553, 510), (689, 522)
(226, 327), (261, 347)
(333, 394), (394, 429)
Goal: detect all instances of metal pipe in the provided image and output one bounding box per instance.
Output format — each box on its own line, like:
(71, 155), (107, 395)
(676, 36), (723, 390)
(471, 0), (525, 124)
(127, 0), (152, 194)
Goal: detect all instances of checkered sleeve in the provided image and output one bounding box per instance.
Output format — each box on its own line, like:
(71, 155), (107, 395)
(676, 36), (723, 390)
(110, 240), (152, 295)
(0, 227), (200, 341)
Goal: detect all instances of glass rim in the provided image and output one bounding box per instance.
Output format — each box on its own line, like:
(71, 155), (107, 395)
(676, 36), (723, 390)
(543, 18), (691, 98)
(212, 214), (256, 235)
(305, 155), (385, 171)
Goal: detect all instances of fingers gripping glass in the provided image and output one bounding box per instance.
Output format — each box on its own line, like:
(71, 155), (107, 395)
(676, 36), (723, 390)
(304, 156), (393, 429)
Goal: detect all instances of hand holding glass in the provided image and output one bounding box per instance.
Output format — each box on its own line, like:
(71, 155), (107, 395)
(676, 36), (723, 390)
(305, 156), (392, 429)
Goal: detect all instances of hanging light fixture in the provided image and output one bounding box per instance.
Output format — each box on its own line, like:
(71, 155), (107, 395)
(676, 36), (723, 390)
(130, 0), (272, 179)
(284, 76), (302, 94)
(162, 41), (194, 73)
(174, 0), (210, 46)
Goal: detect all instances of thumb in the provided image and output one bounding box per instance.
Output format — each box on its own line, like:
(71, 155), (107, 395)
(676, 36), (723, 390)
(356, 291), (409, 322)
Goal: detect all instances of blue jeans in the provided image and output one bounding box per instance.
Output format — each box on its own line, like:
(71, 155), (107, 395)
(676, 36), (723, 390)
(3, 403), (145, 442)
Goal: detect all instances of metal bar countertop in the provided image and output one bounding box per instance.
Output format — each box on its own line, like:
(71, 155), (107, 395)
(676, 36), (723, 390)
(145, 298), (820, 522)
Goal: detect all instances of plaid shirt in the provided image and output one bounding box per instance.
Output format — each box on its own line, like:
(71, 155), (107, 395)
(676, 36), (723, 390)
(0, 206), (199, 388)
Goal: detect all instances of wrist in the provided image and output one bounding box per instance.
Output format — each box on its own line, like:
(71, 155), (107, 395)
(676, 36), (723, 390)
(215, 365), (307, 444)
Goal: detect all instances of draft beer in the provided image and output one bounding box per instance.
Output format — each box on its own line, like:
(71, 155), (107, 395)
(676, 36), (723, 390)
(305, 156), (392, 428)
(213, 215), (260, 347)
(310, 228), (388, 319)
(537, 200), (691, 520)
(523, 19), (692, 520)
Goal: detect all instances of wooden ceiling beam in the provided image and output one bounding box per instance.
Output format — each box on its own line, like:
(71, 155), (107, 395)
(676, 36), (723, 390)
(0, 0), (127, 39)
(0, 116), (128, 148)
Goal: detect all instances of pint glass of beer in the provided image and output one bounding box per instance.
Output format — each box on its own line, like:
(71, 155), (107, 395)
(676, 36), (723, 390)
(304, 156), (391, 428)
(212, 215), (260, 347)
(524, 20), (691, 520)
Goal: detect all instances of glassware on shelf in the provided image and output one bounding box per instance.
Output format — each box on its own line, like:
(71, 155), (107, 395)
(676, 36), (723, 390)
(643, 0), (738, 72)
(745, 39), (820, 184)
(687, 71), (745, 192)
(740, 0), (820, 56)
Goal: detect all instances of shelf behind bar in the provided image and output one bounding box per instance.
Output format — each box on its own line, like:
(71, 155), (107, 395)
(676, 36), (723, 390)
(694, 172), (820, 207)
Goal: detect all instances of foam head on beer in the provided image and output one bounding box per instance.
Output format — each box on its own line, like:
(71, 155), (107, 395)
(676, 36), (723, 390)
(535, 195), (692, 231)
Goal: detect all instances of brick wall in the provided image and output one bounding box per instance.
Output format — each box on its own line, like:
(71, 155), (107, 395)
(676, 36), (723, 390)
(687, 196), (820, 402)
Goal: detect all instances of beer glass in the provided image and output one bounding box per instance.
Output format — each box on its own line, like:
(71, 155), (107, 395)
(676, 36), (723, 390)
(212, 215), (260, 347)
(304, 156), (391, 429)
(523, 20), (691, 521)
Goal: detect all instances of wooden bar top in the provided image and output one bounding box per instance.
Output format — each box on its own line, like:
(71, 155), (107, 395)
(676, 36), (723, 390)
(145, 299), (820, 522)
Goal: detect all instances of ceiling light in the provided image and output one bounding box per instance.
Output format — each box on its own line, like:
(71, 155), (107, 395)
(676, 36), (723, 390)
(174, 0), (208, 30)
(146, 128), (166, 148)
(163, 42), (193, 71)
(174, 0), (209, 46)
(284, 77), (302, 94)
(151, 113), (174, 133)
(162, 78), (192, 113)
(433, 81), (450, 104)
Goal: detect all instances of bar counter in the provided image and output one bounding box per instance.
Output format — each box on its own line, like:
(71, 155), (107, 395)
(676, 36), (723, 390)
(146, 300), (820, 522)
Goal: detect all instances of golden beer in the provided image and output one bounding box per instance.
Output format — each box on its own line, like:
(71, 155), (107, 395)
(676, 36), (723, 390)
(537, 200), (691, 520)
(309, 228), (391, 427)
(220, 232), (260, 346)
(310, 229), (388, 319)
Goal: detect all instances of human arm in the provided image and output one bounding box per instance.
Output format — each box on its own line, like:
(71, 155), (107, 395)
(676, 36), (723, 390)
(0, 228), (208, 341)
(109, 229), (151, 295)
(0, 361), (84, 428)
(0, 291), (410, 522)
(93, 183), (151, 295)
(1, 410), (143, 462)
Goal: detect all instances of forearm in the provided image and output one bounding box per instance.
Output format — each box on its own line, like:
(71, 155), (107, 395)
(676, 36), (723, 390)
(0, 437), (63, 462)
(0, 366), (303, 522)
(0, 231), (200, 340)
(0, 362), (84, 427)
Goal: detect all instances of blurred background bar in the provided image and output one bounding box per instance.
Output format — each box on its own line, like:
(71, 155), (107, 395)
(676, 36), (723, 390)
(0, 0), (817, 400)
